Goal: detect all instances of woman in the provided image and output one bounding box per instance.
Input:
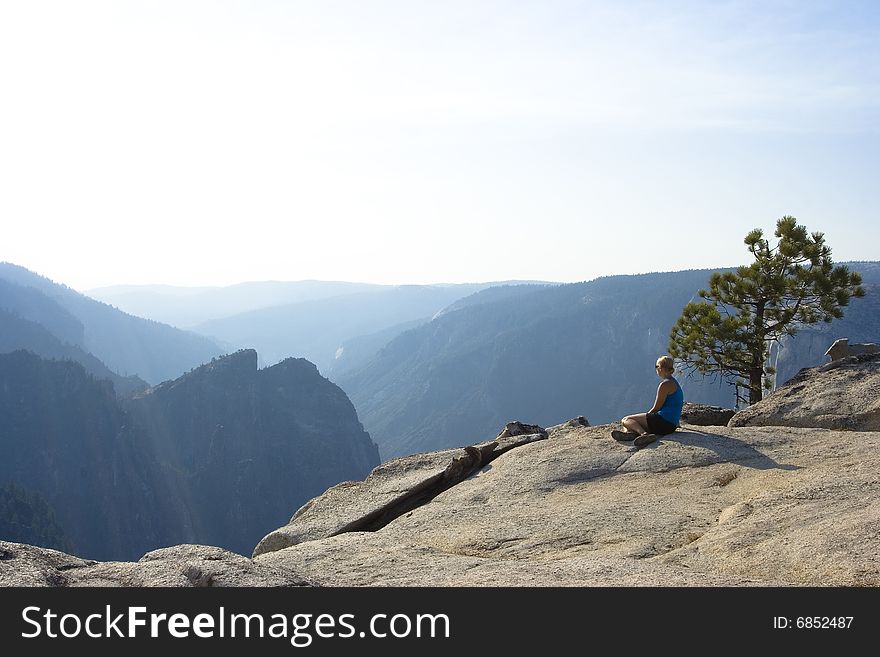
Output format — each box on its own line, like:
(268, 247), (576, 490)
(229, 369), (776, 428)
(612, 355), (683, 448)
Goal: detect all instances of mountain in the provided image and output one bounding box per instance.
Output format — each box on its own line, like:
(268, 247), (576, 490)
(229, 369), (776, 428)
(338, 264), (880, 460)
(0, 308), (147, 397)
(337, 273), (720, 459)
(0, 277), (84, 345)
(124, 349), (379, 556)
(0, 350), (179, 560)
(0, 349), (379, 560)
(324, 317), (429, 379)
(194, 284), (504, 372)
(86, 280), (384, 328)
(0, 263), (224, 383)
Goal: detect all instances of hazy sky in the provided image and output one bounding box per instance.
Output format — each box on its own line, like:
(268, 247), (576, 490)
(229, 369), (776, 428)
(2, 0), (878, 290)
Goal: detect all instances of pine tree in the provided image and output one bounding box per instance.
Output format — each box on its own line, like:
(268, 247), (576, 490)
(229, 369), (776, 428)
(668, 216), (865, 405)
(0, 483), (72, 552)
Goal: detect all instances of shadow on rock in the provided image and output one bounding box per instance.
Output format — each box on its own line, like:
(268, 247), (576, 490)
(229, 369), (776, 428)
(667, 429), (801, 471)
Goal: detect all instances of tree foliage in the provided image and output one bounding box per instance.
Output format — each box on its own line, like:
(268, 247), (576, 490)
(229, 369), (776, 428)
(0, 482), (72, 553)
(668, 216), (865, 405)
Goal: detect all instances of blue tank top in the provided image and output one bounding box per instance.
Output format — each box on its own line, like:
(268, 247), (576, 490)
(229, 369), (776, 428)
(657, 376), (683, 426)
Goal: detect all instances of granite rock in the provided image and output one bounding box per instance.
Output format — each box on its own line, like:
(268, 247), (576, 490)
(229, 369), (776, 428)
(0, 542), (311, 587)
(253, 422), (880, 586)
(680, 403), (736, 426)
(729, 353), (880, 431)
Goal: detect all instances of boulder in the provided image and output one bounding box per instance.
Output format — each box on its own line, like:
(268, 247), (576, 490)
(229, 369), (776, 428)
(825, 337), (880, 361)
(496, 421), (550, 439)
(728, 353), (880, 431)
(680, 403), (736, 426)
(553, 416), (590, 430)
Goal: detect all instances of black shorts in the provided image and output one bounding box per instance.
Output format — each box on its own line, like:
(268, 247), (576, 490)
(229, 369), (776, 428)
(646, 412), (678, 435)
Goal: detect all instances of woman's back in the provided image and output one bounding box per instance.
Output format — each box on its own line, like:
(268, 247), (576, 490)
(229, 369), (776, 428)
(657, 376), (683, 426)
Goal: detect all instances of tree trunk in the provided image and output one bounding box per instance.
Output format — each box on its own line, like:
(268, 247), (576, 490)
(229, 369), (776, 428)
(749, 300), (766, 404)
(749, 367), (763, 404)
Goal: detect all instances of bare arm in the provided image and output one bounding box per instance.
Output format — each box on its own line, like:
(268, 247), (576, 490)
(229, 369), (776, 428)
(648, 380), (675, 413)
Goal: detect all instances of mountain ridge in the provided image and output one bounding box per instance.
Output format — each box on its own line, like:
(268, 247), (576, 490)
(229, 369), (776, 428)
(0, 348), (379, 559)
(0, 263), (224, 384)
(339, 264), (880, 460)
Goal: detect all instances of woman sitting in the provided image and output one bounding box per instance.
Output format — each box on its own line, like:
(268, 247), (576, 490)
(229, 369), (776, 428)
(612, 355), (683, 448)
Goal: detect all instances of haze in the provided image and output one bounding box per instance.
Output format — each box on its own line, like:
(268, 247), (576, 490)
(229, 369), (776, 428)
(1, 1), (878, 290)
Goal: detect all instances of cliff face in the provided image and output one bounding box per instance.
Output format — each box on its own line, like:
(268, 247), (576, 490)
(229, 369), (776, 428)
(0, 349), (379, 560)
(126, 350), (379, 556)
(0, 351), (178, 560)
(772, 283), (880, 385)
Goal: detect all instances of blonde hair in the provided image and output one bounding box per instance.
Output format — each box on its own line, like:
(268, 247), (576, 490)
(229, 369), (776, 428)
(656, 355), (674, 374)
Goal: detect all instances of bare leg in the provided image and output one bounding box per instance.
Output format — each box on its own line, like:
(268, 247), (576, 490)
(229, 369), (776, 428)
(621, 414), (650, 435)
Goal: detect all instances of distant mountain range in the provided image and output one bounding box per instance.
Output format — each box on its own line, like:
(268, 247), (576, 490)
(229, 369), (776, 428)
(0, 263), (223, 384)
(87, 279), (551, 374)
(87, 280), (384, 328)
(337, 263), (880, 460)
(0, 305), (147, 397)
(194, 284), (496, 372)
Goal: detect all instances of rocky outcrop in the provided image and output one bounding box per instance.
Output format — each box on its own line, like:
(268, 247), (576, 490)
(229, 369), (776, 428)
(825, 337), (880, 361)
(496, 420), (551, 439)
(680, 403), (736, 426)
(0, 541), (94, 587)
(729, 353), (880, 431)
(0, 542), (311, 587)
(560, 416), (590, 429)
(252, 422), (880, 586)
(3, 420), (878, 586)
(253, 427), (548, 556)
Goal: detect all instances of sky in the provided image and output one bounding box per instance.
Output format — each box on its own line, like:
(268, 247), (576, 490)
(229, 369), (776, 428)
(1, 0), (878, 291)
